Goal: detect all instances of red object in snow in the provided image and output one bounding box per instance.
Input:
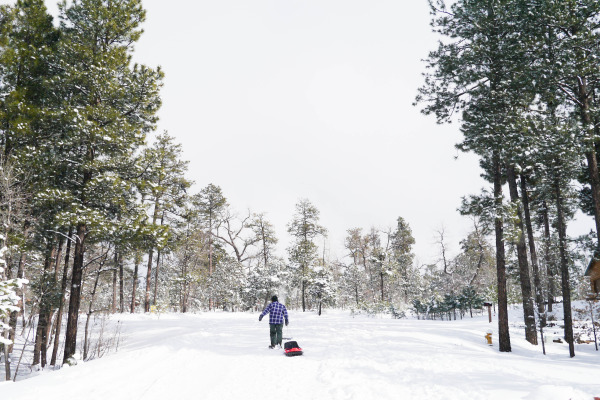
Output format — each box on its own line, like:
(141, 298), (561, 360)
(284, 340), (303, 356)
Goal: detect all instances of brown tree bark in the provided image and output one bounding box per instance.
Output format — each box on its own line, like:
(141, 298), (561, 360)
(554, 177), (575, 358)
(301, 264), (307, 312)
(34, 241), (57, 367)
(63, 222), (87, 364)
(45, 235), (65, 357)
(83, 266), (103, 361)
(541, 201), (555, 313)
(53, 236), (65, 282)
(520, 174), (546, 327)
(112, 266), (117, 314)
(260, 222), (271, 309)
(51, 227), (73, 366)
(494, 155), (511, 352)
(506, 166), (537, 345)
(144, 203), (160, 313)
(380, 271), (385, 302)
(144, 249), (154, 312)
(153, 212), (165, 308)
(153, 250), (161, 306)
(208, 210), (215, 311)
(131, 252), (141, 313)
(118, 252), (124, 313)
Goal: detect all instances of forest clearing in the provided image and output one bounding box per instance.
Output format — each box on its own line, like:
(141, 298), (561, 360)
(1, 307), (599, 400)
(2, 0), (600, 397)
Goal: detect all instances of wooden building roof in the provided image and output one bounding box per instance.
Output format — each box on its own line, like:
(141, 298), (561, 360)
(585, 251), (600, 277)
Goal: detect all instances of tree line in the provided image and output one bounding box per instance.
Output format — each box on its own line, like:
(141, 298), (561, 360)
(416, 0), (600, 357)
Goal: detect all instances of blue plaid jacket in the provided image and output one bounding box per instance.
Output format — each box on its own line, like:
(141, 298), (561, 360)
(260, 301), (289, 325)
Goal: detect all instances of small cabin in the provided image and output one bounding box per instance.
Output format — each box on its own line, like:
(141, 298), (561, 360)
(585, 254), (600, 299)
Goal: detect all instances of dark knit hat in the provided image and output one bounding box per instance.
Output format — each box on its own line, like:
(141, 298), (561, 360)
(271, 295), (278, 302)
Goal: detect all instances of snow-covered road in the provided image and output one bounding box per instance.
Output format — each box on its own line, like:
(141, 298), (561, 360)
(1, 309), (599, 400)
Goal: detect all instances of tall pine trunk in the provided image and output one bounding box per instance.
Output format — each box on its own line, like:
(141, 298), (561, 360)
(261, 227), (271, 310)
(53, 236), (65, 282)
(118, 252), (124, 313)
(554, 175), (575, 357)
(51, 227), (73, 366)
(34, 241), (56, 367)
(63, 222), (87, 364)
(144, 248), (154, 313)
(46, 235), (65, 356)
(506, 165), (537, 345)
(131, 252), (141, 313)
(301, 265), (306, 312)
(541, 201), (555, 313)
(152, 211), (166, 307)
(520, 174), (546, 327)
(83, 268), (102, 361)
(380, 269), (385, 302)
(144, 203), (160, 312)
(494, 155), (511, 352)
(112, 267), (117, 314)
(153, 250), (161, 306)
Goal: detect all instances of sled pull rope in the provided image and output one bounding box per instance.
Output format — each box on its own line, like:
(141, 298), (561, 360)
(282, 325), (292, 340)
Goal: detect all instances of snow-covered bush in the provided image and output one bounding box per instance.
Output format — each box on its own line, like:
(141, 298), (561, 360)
(307, 265), (336, 315)
(244, 257), (287, 310)
(349, 301), (406, 319)
(207, 257), (246, 311)
(573, 301), (600, 346)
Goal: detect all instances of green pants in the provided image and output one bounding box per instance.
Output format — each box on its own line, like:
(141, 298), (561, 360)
(269, 323), (283, 346)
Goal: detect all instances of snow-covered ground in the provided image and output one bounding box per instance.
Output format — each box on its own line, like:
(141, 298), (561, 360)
(1, 308), (599, 400)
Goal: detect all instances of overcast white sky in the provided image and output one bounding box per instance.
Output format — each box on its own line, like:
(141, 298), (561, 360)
(131, 0), (485, 264)
(13, 0), (594, 264)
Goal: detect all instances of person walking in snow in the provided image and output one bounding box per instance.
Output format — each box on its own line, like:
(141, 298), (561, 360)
(258, 295), (289, 349)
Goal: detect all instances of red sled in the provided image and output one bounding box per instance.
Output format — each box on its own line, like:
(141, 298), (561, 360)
(284, 341), (303, 357)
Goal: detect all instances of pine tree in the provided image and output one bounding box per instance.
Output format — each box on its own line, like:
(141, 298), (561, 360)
(0, 0), (64, 369)
(139, 132), (191, 312)
(249, 213), (279, 307)
(417, 0), (534, 351)
(514, 1), (588, 356)
(389, 217), (416, 303)
(172, 195), (209, 312)
(308, 265), (335, 316)
(340, 263), (366, 308)
(56, 0), (163, 364)
(287, 199), (327, 312)
(194, 184), (226, 309)
(207, 256), (245, 311)
(538, 1), (600, 247)
(195, 184), (226, 274)
(0, 0), (60, 164)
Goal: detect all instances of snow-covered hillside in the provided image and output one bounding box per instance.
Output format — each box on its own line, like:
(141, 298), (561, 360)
(1, 308), (599, 400)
